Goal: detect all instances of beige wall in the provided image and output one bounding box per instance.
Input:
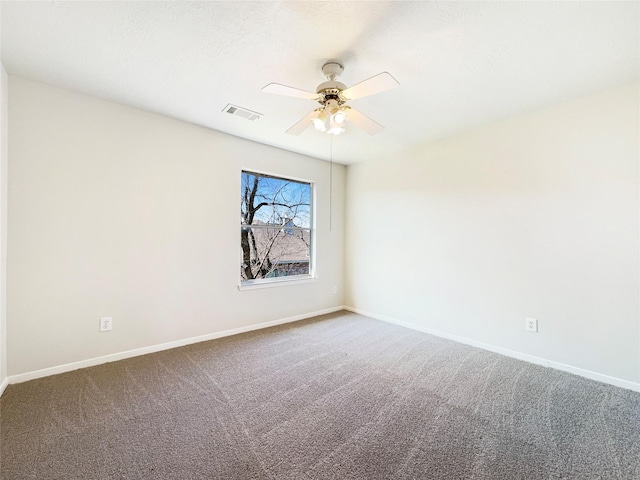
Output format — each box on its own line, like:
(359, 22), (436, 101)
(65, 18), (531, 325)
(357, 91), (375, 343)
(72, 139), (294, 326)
(7, 76), (345, 376)
(6, 75), (639, 389)
(345, 82), (639, 385)
(0, 65), (7, 387)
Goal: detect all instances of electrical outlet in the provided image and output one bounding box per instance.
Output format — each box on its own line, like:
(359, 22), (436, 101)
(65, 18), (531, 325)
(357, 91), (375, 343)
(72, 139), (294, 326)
(525, 317), (538, 333)
(100, 317), (112, 332)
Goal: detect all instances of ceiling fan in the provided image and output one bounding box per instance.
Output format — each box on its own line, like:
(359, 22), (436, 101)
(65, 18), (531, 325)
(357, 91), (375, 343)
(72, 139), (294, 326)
(262, 62), (399, 136)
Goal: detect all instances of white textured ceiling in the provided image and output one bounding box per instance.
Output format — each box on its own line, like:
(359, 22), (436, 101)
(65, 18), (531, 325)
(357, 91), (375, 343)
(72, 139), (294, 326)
(2, 1), (639, 164)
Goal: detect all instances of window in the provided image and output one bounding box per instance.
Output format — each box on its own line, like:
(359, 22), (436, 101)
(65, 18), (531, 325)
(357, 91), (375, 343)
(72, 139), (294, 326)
(241, 171), (312, 285)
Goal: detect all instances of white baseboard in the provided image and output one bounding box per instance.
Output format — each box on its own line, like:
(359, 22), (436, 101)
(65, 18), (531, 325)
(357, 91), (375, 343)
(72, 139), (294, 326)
(344, 306), (640, 393)
(0, 376), (8, 397)
(8, 306), (637, 394)
(6, 306), (345, 387)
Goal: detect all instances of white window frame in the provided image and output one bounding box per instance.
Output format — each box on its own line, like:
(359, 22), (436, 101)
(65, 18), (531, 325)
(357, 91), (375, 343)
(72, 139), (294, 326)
(239, 170), (315, 290)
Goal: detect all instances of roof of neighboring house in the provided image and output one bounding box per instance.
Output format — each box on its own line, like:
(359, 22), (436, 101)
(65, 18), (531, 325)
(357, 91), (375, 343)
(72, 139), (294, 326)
(243, 222), (310, 263)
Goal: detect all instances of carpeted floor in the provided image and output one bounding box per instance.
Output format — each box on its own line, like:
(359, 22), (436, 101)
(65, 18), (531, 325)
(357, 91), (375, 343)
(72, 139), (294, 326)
(1, 311), (639, 479)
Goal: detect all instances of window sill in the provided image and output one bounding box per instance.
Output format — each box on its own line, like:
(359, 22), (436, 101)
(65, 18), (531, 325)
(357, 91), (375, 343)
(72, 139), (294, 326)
(238, 276), (317, 291)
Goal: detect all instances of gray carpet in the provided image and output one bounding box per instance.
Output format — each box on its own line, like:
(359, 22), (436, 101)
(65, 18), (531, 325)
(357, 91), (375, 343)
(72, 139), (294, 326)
(1, 311), (639, 479)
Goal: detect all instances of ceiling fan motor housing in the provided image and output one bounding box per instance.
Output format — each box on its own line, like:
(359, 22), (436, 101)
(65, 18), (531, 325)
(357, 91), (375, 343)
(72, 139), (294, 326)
(317, 62), (347, 106)
(316, 83), (348, 105)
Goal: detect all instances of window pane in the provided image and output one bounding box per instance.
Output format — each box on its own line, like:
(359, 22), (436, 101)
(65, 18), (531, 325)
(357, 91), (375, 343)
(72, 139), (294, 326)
(241, 172), (311, 229)
(240, 226), (310, 281)
(241, 171), (312, 283)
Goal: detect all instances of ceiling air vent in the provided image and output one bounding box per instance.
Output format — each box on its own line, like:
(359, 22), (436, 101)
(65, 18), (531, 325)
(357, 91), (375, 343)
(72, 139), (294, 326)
(223, 104), (261, 121)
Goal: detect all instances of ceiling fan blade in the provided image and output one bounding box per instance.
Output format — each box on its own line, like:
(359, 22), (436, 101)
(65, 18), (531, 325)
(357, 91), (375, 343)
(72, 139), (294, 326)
(286, 110), (318, 135)
(262, 83), (319, 100)
(341, 72), (399, 101)
(347, 108), (384, 135)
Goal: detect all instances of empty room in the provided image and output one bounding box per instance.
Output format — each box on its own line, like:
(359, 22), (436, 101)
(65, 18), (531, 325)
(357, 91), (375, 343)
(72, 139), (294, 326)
(0, 2), (639, 479)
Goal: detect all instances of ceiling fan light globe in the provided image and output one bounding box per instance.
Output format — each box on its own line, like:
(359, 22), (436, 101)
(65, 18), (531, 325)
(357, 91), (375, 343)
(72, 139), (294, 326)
(328, 111), (346, 134)
(333, 110), (346, 125)
(312, 117), (327, 132)
(312, 110), (329, 132)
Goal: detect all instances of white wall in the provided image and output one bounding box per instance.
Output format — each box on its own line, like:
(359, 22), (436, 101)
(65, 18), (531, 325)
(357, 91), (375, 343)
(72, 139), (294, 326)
(7, 75), (638, 389)
(0, 65), (8, 390)
(7, 76), (345, 377)
(345, 82), (639, 386)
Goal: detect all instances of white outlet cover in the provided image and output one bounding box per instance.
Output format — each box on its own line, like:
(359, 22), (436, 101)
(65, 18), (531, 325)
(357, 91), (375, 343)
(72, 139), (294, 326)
(100, 316), (113, 332)
(525, 317), (538, 332)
